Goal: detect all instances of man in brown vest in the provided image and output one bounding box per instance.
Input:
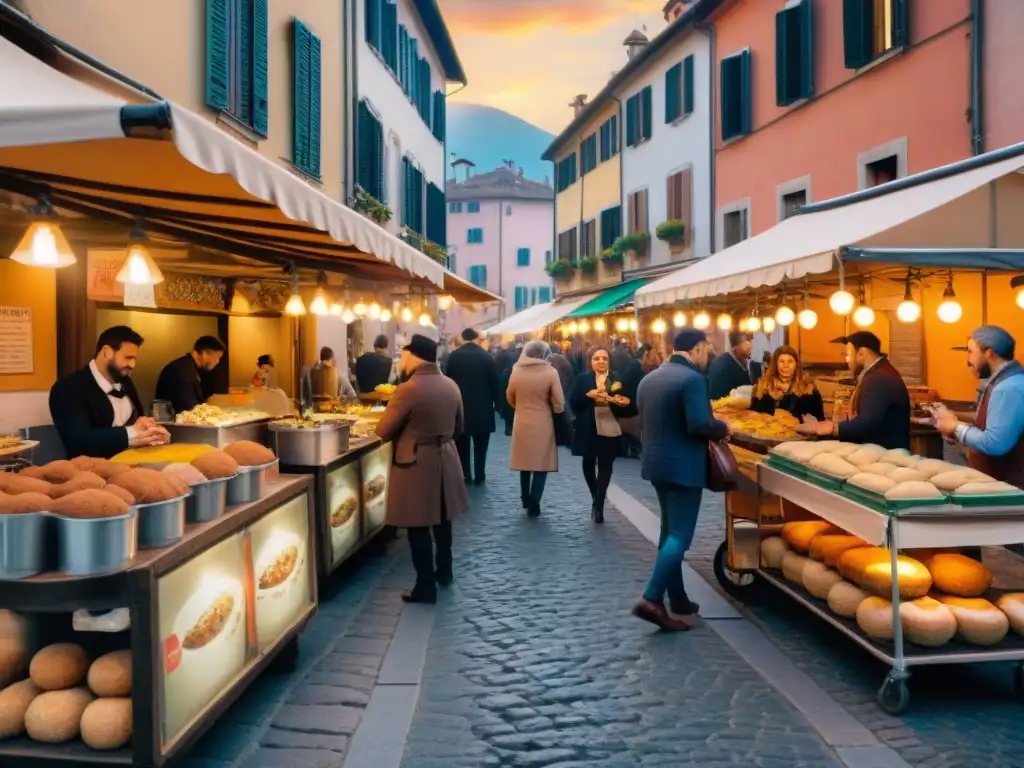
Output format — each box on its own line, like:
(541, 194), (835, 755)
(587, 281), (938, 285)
(929, 326), (1024, 489)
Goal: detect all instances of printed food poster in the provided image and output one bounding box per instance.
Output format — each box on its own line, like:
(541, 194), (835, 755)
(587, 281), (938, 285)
(360, 442), (392, 534)
(248, 492), (314, 651)
(327, 460), (362, 567)
(158, 532), (251, 747)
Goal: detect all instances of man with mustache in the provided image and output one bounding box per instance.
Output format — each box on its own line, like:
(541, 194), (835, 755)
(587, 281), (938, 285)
(49, 325), (169, 458)
(928, 326), (1024, 488)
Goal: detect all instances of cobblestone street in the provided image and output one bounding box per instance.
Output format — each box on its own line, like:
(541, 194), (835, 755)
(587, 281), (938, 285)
(180, 434), (1024, 768)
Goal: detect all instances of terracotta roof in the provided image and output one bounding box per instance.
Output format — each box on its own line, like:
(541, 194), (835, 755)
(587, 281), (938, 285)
(447, 166), (553, 202)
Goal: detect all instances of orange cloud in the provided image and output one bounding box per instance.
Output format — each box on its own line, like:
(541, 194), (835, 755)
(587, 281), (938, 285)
(438, 0), (653, 36)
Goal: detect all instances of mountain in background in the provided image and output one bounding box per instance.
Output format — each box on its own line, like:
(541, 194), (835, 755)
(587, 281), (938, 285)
(446, 103), (556, 184)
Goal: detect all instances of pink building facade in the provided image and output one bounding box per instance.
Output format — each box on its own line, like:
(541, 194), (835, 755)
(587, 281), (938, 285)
(983, 0), (1024, 152)
(444, 165), (555, 333)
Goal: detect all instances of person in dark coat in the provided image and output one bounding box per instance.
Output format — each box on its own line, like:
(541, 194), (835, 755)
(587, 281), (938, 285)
(707, 331), (752, 399)
(445, 328), (500, 483)
(800, 331), (910, 450)
(634, 329), (730, 632)
(497, 362), (515, 436)
(155, 336), (225, 415)
(49, 326), (169, 459)
(750, 345), (825, 421)
(355, 335), (394, 393)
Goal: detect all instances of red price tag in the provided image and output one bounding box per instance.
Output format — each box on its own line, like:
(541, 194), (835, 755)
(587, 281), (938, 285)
(164, 634), (182, 674)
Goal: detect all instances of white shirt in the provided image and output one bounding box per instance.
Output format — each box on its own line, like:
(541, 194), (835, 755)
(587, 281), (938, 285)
(90, 360), (139, 439)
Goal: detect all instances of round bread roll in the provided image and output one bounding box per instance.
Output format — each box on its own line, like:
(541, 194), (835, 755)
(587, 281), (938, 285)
(30, 643), (88, 691)
(884, 481), (944, 500)
(995, 593), (1024, 636)
(38, 460), (80, 483)
(80, 697), (132, 750)
(954, 481), (1020, 496)
(0, 678), (40, 739)
(828, 443), (860, 458)
(812, 440), (842, 453)
(827, 581), (871, 618)
(0, 637), (27, 688)
(759, 536), (789, 569)
(934, 595), (1009, 645)
(24, 687), (92, 743)
(859, 462), (898, 477)
(928, 553), (992, 597)
(846, 445), (887, 466)
(899, 597), (957, 647)
(856, 596), (895, 640)
(886, 468), (929, 484)
(930, 469), (992, 492)
(781, 551), (811, 585)
(802, 560), (844, 599)
(914, 458), (956, 479)
(809, 453), (859, 478)
(879, 448), (916, 467)
(781, 521), (838, 553)
(809, 535), (867, 566)
(87, 650), (132, 697)
(848, 473), (897, 494)
(785, 442), (824, 465)
(837, 547), (932, 599)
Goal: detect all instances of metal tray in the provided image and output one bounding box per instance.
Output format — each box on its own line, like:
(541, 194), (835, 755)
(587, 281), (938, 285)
(56, 511), (138, 576)
(159, 418), (271, 449)
(802, 466), (848, 492)
(186, 477), (229, 523)
(0, 511), (49, 579)
(136, 496), (187, 548)
(227, 460), (279, 505)
(842, 485), (949, 515)
(952, 491), (1024, 508)
(268, 421), (350, 466)
(764, 455), (808, 477)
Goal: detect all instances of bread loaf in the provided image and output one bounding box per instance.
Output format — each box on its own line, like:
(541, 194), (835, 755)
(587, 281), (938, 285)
(914, 459), (956, 479)
(24, 687), (92, 743)
(759, 536), (789, 569)
(846, 446), (887, 466)
(927, 553), (992, 597)
(781, 521), (839, 553)
(827, 581), (871, 618)
(0, 679), (40, 739)
(828, 443), (860, 458)
(879, 449), (918, 468)
(930, 469), (992, 492)
(837, 547), (932, 599)
(859, 462), (899, 477)
(847, 473), (896, 494)
(80, 697), (132, 750)
(802, 560), (844, 599)
(995, 593), (1024, 636)
(856, 596), (895, 640)
(884, 481), (944, 500)
(29, 644), (87, 691)
(934, 595), (1009, 645)
(808, 535), (868, 566)
(808, 453), (859, 478)
(87, 650), (132, 697)
(886, 468), (929, 484)
(899, 596), (957, 647)
(781, 552), (811, 585)
(954, 481), (1020, 496)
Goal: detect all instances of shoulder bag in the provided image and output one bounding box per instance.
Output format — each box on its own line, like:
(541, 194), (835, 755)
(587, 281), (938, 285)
(707, 440), (739, 492)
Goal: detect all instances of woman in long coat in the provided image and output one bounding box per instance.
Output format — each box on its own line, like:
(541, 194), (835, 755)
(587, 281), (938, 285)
(507, 340), (565, 517)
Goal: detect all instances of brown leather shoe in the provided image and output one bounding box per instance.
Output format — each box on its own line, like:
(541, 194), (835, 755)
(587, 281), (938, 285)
(632, 599), (693, 632)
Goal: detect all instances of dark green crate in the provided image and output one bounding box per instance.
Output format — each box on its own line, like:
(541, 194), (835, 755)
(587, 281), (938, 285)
(952, 492), (1024, 508)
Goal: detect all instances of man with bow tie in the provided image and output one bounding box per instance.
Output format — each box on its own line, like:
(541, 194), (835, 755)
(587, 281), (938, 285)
(49, 325), (169, 459)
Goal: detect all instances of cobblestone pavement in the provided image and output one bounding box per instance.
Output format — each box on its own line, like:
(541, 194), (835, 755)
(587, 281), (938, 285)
(400, 437), (843, 768)
(613, 455), (1024, 768)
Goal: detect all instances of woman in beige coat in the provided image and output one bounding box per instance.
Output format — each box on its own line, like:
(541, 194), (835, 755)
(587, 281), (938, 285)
(507, 340), (565, 517)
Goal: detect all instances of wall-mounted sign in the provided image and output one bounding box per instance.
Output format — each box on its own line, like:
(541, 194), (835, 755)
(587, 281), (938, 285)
(327, 460), (361, 567)
(360, 442), (392, 536)
(0, 307), (33, 374)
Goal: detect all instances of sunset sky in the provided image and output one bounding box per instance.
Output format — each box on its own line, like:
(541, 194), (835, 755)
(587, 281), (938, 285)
(437, 0), (668, 134)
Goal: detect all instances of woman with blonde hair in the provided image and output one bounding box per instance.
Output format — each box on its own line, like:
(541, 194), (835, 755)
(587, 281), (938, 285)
(750, 345), (824, 421)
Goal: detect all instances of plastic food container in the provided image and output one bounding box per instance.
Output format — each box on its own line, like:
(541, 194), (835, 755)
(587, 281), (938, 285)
(0, 511), (50, 579)
(226, 460), (279, 506)
(136, 496), (188, 549)
(56, 511), (138, 576)
(186, 477), (229, 523)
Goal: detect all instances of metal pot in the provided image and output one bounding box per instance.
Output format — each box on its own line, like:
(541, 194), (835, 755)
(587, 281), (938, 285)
(226, 460), (279, 506)
(136, 496), (188, 549)
(0, 511), (50, 579)
(57, 511), (138, 576)
(186, 478), (229, 524)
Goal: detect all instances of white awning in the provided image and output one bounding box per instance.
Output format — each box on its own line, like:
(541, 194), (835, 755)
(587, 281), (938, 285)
(0, 34), (477, 294)
(483, 295), (592, 336)
(636, 147), (1024, 309)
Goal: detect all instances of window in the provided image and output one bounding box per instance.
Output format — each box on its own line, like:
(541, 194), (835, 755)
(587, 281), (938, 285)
(723, 208), (749, 248)
(531, 288), (538, 306)
(205, 0), (269, 135)
(556, 153), (578, 193)
(581, 133), (599, 175)
(467, 227), (484, 244)
(776, 0), (814, 106)
(432, 91), (446, 142)
(291, 21), (322, 178)
(398, 25), (409, 90)
(627, 189), (649, 234)
(514, 286), (529, 312)
(599, 115), (619, 162)
(366, 0), (399, 72)
(721, 50), (752, 142)
(539, 286), (552, 303)
(545, 250), (553, 264)
(449, 202), (463, 213)
(468, 265), (487, 288)
(467, 201), (481, 213)
(665, 54), (695, 123)
(426, 183), (446, 246)
(517, 248), (531, 266)
(417, 58), (432, 124)
(600, 205), (622, 250)
(401, 157), (424, 234)
(843, 0), (909, 70)
(666, 168), (693, 243)
(448, 253), (456, 273)
(625, 86), (653, 147)
(506, 205), (512, 215)
(781, 189), (806, 219)
(865, 155), (898, 187)
(558, 227), (578, 262)
(356, 100), (384, 201)
(581, 219), (597, 259)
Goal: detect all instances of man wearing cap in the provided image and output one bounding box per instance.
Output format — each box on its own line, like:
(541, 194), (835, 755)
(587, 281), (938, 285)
(375, 334), (469, 603)
(800, 331), (911, 450)
(929, 326), (1024, 488)
(634, 329), (731, 632)
(707, 331), (753, 400)
(445, 328), (500, 484)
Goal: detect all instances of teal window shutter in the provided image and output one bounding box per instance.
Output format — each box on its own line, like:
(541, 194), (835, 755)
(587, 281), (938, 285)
(739, 50), (752, 136)
(799, 0), (814, 101)
(514, 287), (526, 312)
(402, 157), (411, 227)
(366, 0), (381, 49)
(252, 0), (268, 135)
(292, 21), (311, 172)
(665, 63), (681, 123)
(891, 0), (909, 48)
(373, 111), (384, 201)
(842, 0), (872, 69)
(721, 51), (752, 141)
(776, 0), (814, 106)
(409, 39), (419, 105)
(641, 86), (653, 140)
(236, 2), (253, 123)
(517, 248), (530, 266)
(610, 114), (619, 154)
(398, 26), (408, 91)
(683, 54), (695, 115)
(775, 6), (791, 105)
(419, 59), (431, 124)
(599, 120), (608, 161)
(531, 288), (537, 306)
(468, 201), (480, 213)
(357, 101), (370, 193)
(625, 95), (637, 146)
(539, 286), (551, 303)
(308, 32), (321, 177)
(205, 0), (230, 111)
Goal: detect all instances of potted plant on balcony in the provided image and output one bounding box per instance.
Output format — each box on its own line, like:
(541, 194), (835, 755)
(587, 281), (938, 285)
(579, 256), (598, 275)
(421, 240), (449, 264)
(545, 258), (576, 281)
(354, 188), (393, 226)
(656, 220), (687, 253)
(600, 247), (623, 269)
(612, 231), (650, 262)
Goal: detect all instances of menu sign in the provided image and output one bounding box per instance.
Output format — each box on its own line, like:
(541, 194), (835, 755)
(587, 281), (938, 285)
(0, 307), (33, 374)
(248, 492), (314, 652)
(327, 461), (361, 567)
(360, 442), (392, 535)
(158, 532), (251, 748)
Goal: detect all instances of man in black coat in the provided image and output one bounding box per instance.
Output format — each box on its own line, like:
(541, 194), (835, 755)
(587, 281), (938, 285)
(445, 328), (500, 484)
(800, 331), (911, 450)
(49, 326), (170, 459)
(707, 331), (753, 399)
(155, 336), (225, 415)
(355, 334), (394, 393)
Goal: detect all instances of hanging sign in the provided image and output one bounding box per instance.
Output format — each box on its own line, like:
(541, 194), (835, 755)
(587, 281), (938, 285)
(0, 307), (33, 374)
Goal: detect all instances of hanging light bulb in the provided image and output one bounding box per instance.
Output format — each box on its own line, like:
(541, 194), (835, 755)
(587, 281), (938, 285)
(10, 220), (77, 269)
(693, 310), (711, 330)
(762, 316), (777, 334)
(380, 308), (393, 322)
(672, 311), (686, 328)
(116, 241), (165, 286)
(400, 305), (414, 323)
(594, 318), (607, 332)
(1015, 277), (1024, 309)
(937, 272), (963, 324)
(829, 289), (855, 316)
(797, 308), (818, 330)
(368, 301), (382, 319)
(341, 308), (355, 323)
(852, 305), (875, 327)
(651, 318), (667, 334)
(896, 277), (921, 323)
(578, 320), (591, 333)
(352, 299), (368, 317)
(746, 316), (761, 333)
(418, 312), (432, 326)
(775, 305), (795, 326)
(567, 321), (579, 334)
(310, 292), (329, 316)
(329, 301), (343, 316)
(615, 317), (629, 333)
(628, 318), (638, 331)
(285, 293), (306, 316)
(716, 313), (732, 330)
(437, 295), (455, 311)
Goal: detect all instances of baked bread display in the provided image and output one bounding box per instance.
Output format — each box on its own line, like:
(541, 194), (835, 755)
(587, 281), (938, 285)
(781, 551), (811, 585)
(100, 484), (136, 507)
(929, 469), (992, 492)
(884, 481), (944, 500)
(933, 596), (1009, 645)
(927, 553), (992, 597)
(191, 451), (239, 480)
(24, 687), (93, 743)
(781, 521), (838, 553)
(802, 560), (844, 599)
(80, 697), (131, 750)
(837, 547), (932, 599)
(846, 445), (887, 467)
(886, 468), (929, 484)
(856, 596), (895, 640)
(222, 440), (276, 467)
(29, 644), (87, 691)
(0, 678), (40, 739)
(879, 449), (918, 468)
(51, 490), (132, 519)
(954, 480), (1020, 496)
(759, 536), (789, 568)
(847, 473), (897, 494)
(70, 457), (131, 481)
(0, 475), (52, 496)
(35, 461), (79, 484)
(827, 581), (870, 618)
(808, 535), (867, 566)
(808, 453), (859, 478)
(914, 458), (956, 479)
(87, 650), (131, 698)
(858, 462), (899, 476)
(48, 472), (106, 499)
(109, 468), (181, 504)
(899, 597), (957, 647)
(0, 492), (53, 514)
(995, 593), (1024, 636)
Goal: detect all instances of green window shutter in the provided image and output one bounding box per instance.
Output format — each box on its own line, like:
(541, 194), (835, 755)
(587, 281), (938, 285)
(799, 0), (815, 100)
(539, 287), (551, 303)
(409, 40), (419, 105)
(842, 0), (872, 69)
(641, 87), (653, 140)
(777, 1), (814, 106)
(739, 50), (752, 136)
(610, 115), (619, 154)
(891, 0), (909, 48)
(236, 2), (253, 122)
(402, 157), (411, 227)
(625, 95), (637, 146)
(357, 101), (370, 192)
(420, 60), (431, 123)
(721, 51), (752, 141)
(665, 63), (681, 123)
(205, 0), (230, 111)
(373, 113), (384, 202)
(308, 31), (322, 177)
(398, 27), (408, 91)
(683, 55), (695, 115)
(599, 121), (608, 161)
(252, 0), (269, 135)
(775, 8), (790, 106)
(292, 22), (311, 171)
(366, 0), (380, 49)
(720, 57), (733, 141)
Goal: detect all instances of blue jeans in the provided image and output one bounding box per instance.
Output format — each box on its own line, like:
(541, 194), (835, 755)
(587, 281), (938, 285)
(519, 471), (547, 503)
(643, 483), (703, 605)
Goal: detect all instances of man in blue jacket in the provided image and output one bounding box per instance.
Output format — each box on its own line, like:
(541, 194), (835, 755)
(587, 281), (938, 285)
(634, 329), (730, 632)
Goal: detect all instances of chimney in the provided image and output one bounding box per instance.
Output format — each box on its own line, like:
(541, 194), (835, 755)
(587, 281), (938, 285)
(623, 29), (649, 60)
(569, 94), (588, 117)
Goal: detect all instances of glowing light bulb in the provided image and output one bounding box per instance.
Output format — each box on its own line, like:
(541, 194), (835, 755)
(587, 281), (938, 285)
(937, 284), (962, 324)
(437, 295), (454, 311)
(309, 293), (329, 316)
(115, 244), (164, 286)
(716, 314), (732, 331)
(797, 308), (818, 329)
(673, 311), (686, 328)
(284, 294), (306, 316)
(746, 316), (761, 333)
(578, 320), (590, 333)
(775, 306), (795, 326)
(852, 305), (875, 328)
(329, 302), (343, 316)
(380, 308), (392, 322)
(829, 290), (855, 316)
(615, 318), (629, 333)
(762, 317), (776, 334)
(400, 305), (414, 323)
(353, 300), (368, 317)
(11, 221), (78, 269)
(567, 321), (579, 334)
(594, 318), (607, 332)
(368, 302), (382, 319)
(897, 298), (921, 323)
(651, 318), (667, 334)
(341, 308), (355, 323)
(693, 311), (711, 330)
(628, 318), (637, 331)
(418, 312), (432, 326)
(1016, 287), (1024, 310)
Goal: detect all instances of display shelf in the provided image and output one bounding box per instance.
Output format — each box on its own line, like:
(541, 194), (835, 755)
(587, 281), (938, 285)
(0, 739), (132, 767)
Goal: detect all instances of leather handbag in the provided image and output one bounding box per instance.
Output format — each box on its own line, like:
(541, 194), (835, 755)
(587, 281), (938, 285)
(707, 440), (739, 492)
(553, 410), (572, 447)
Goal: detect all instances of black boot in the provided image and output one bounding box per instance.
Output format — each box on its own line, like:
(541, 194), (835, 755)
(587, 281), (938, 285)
(527, 499), (541, 517)
(591, 492), (605, 524)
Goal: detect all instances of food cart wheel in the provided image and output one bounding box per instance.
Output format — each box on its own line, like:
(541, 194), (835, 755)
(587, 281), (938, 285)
(712, 541), (759, 600)
(270, 636), (301, 674)
(876, 671), (910, 715)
